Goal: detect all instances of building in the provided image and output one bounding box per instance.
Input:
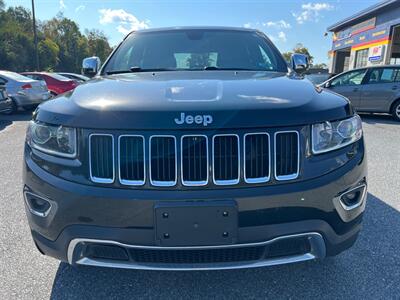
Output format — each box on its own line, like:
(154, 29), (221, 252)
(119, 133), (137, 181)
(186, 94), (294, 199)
(328, 0), (400, 74)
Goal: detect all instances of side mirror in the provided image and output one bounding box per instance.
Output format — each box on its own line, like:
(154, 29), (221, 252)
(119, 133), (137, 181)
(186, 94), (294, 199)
(290, 53), (310, 74)
(324, 81), (331, 88)
(82, 56), (101, 77)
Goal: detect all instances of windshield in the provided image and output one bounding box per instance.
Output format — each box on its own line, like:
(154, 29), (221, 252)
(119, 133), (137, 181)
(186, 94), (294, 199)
(103, 29), (288, 74)
(0, 71), (33, 82)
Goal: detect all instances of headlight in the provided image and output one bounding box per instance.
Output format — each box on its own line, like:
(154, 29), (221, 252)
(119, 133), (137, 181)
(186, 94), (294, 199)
(312, 115), (362, 154)
(27, 121), (77, 158)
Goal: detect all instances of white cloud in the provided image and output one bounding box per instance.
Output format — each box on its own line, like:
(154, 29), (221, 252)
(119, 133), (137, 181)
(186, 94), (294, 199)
(293, 2), (333, 24)
(75, 5), (85, 13)
(268, 31), (287, 43)
(59, 0), (66, 10)
(278, 31), (287, 42)
(243, 23), (252, 29)
(99, 9), (150, 35)
(263, 20), (291, 29)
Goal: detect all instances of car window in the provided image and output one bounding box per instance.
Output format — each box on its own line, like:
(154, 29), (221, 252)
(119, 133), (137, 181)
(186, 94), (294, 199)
(104, 29), (288, 73)
(24, 74), (35, 80)
(367, 68), (400, 84)
(330, 70), (366, 87)
(0, 76), (6, 84)
(0, 71), (32, 82)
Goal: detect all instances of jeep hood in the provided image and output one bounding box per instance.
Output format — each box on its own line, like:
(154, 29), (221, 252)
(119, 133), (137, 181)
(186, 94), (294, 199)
(35, 71), (353, 130)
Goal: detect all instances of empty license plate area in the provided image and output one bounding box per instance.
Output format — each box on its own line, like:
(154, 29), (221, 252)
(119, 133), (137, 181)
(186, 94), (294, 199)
(155, 201), (238, 246)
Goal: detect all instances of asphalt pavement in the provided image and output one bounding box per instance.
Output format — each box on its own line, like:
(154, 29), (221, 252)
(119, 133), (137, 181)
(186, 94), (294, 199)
(0, 111), (399, 299)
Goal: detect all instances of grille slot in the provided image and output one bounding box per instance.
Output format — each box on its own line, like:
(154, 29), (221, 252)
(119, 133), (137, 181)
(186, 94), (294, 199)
(129, 246), (265, 264)
(150, 136), (177, 186)
(119, 135), (145, 185)
(274, 131), (299, 180)
(213, 135), (240, 185)
(244, 133), (270, 183)
(89, 134), (114, 183)
(181, 135), (208, 186)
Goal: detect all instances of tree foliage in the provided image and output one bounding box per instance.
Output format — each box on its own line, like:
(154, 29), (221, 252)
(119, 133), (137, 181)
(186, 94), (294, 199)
(282, 43), (314, 64)
(0, 5), (112, 73)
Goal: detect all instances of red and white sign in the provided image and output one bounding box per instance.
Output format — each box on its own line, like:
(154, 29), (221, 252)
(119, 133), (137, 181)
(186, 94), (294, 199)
(368, 45), (384, 62)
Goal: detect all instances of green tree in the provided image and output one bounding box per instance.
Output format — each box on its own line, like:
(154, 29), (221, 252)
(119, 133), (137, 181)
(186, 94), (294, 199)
(292, 43), (314, 64)
(282, 51), (292, 63)
(0, 6), (35, 71)
(282, 43), (314, 64)
(43, 14), (89, 72)
(38, 38), (59, 71)
(85, 29), (112, 63)
(0, 5), (113, 73)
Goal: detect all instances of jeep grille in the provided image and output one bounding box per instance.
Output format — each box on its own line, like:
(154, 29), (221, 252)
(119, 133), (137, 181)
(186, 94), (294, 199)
(89, 130), (300, 187)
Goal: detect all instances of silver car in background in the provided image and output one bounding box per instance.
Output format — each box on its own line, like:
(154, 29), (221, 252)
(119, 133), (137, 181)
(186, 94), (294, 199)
(0, 71), (51, 113)
(321, 65), (400, 121)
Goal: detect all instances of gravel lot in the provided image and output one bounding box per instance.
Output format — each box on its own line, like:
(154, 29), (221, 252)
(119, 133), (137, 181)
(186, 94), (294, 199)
(0, 112), (399, 299)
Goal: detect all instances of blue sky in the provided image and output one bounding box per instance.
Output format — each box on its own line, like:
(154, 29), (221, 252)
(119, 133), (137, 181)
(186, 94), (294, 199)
(7, 0), (379, 64)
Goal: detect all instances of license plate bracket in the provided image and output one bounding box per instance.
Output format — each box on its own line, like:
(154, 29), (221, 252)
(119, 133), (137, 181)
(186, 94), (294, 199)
(155, 200), (238, 246)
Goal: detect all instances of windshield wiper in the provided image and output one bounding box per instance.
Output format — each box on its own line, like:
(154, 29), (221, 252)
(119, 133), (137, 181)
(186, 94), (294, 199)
(106, 67), (174, 75)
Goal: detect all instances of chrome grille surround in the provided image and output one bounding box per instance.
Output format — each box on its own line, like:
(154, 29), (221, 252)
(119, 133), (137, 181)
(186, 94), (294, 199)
(212, 134), (240, 186)
(118, 135), (146, 186)
(243, 132), (271, 184)
(89, 133), (115, 184)
(274, 131), (300, 181)
(88, 130), (301, 187)
(180, 135), (209, 187)
(149, 135), (178, 187)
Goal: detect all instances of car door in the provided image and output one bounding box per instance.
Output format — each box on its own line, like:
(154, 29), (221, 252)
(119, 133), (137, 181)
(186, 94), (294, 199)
(359, 67), (400, 112)
(326, 69), (367, 109)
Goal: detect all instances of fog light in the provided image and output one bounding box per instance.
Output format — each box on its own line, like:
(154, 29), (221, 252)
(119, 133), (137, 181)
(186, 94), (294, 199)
(339, 184), (366, 210)
(24, 191), (52, 217)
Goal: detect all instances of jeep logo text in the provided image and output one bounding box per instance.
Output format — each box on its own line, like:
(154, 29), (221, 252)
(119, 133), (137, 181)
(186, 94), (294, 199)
(174, 112), (213, 126)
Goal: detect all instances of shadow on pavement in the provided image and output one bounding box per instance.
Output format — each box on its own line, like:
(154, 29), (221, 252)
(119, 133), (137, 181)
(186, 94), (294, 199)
(359, 113), (398, 125)
(0, 111), (32, 131)
(49, 193), (400, 299)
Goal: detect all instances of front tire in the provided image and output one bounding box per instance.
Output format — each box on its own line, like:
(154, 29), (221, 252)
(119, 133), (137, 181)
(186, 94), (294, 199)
(392, 100), (400, 121)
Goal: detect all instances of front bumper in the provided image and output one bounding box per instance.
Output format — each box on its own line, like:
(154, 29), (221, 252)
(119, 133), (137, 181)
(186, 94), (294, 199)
(23, 144), (367, 270)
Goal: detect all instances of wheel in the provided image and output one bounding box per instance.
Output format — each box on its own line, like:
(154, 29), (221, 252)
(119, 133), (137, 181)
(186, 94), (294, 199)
(3, 98), (17, 115)
(392, 101), (400, 121)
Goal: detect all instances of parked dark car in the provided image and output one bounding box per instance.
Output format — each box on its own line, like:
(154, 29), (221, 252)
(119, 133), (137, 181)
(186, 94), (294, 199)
(57, 72), (90, 84)
(21, 72), (78, 96)
(0, 84), (13, 114)
(321, 65), (400, 121)
(0, 70), (51, 112)
(24, 27), (367, 271)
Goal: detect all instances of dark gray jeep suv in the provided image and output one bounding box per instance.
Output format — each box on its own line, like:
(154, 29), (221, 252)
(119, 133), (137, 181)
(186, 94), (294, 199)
(23, 27), (367, 271)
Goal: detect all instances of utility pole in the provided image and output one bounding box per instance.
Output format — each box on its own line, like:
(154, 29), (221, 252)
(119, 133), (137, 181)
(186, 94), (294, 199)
(31, 0), (40, 71)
